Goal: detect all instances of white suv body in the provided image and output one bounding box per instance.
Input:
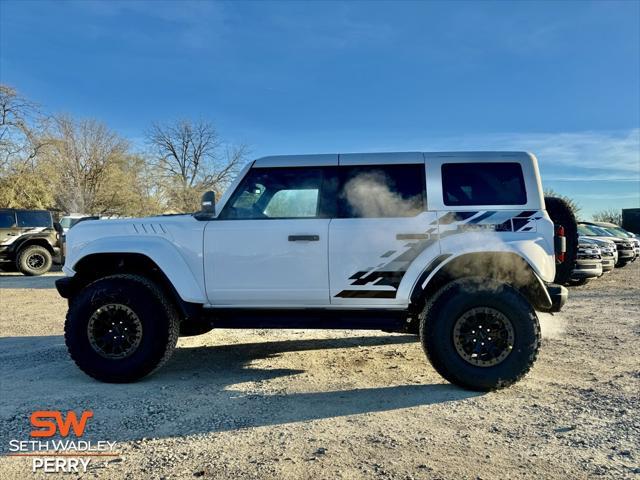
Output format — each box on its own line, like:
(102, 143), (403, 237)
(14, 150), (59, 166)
(63, 152), (556, 308)
(57, 151), (568, 390)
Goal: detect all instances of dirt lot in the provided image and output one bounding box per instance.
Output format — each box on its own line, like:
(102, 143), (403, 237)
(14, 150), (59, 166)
(0, 265), (639, 479)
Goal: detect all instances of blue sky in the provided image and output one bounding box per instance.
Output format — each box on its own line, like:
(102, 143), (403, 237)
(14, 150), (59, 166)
(1, 0), (638, 219)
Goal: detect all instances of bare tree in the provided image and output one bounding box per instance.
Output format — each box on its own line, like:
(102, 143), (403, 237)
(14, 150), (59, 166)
(592, 209), (622, 225)
(0, 84), (49, 169)
(47, 115), (131, 214)
(147, 119), (246, 212)
(0, 85), (55, 209)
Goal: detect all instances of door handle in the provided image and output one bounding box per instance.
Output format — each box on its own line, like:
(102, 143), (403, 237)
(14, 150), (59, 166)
(396, 233), (429, 240)
(288, 235), (319, 242)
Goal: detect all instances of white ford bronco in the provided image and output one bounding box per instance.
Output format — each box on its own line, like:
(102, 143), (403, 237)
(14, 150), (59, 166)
(57, 152), (568, 391)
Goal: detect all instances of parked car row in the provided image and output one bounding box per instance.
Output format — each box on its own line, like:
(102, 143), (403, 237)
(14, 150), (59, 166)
(569, 221), (639, 285)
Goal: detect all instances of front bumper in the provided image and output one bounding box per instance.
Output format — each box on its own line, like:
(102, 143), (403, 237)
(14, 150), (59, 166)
(618, 249), (635, 260)
(571, 266), (603, 279)
(55, 276), (74, 299)
(546, 283), (568, 313)
(601, 257), (615, 271)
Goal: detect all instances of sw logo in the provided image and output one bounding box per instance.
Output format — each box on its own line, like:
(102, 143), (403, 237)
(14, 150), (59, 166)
(30, 410), (94, 437)
(9, 410), (115, 473)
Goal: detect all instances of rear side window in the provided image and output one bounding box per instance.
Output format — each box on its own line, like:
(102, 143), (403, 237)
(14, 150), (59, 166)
(442, 162), (526, 206)
(0, 211), (16, 228)
(16, 211), (52, 228)
(337, 164), (426, 218)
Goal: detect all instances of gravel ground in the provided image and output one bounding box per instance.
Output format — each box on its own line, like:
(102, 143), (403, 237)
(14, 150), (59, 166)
(0, 264), (639, 479)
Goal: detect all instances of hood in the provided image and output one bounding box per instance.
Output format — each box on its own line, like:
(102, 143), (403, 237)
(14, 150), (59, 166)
(581, 234), (629, 245)
(579, 236), (615, 246)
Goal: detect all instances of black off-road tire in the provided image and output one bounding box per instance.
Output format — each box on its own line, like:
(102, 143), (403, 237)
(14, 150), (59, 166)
(569, 277), (590, 286)
(419, 278), (540, 391)
(64, 274), (180, 383)
(616, 260), (630, 268)
(17, 245), (53, 276)
(544, 196), (578, 285)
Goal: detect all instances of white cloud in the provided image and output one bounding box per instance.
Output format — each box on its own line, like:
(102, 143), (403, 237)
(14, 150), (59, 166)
(404, 129), (640, 181)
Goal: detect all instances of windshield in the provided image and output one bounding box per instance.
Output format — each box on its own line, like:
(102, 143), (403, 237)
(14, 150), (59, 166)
(606, 226), (633, 238)
(59, 217), (73, 229)
(578, 224), (608, 236)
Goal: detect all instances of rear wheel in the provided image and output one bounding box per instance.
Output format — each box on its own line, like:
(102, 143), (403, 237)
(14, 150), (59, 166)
(17, 245), (52, 276)
(544, 196), (578, 285)
(64, 274), (180, 382)
(419, 278), (540, 391)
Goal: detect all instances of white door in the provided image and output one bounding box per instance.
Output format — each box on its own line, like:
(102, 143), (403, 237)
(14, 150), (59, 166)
(329, 161), (438, 306)
(204, 166), (331, 306)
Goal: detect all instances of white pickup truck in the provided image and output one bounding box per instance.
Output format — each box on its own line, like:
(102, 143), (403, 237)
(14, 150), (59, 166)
(56, 151), (568, 391)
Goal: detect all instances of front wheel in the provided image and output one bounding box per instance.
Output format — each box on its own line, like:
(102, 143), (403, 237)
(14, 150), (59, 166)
(17, 245), (52, 276)
(64, 274), (180, 382)
(420, 279), (540, 391)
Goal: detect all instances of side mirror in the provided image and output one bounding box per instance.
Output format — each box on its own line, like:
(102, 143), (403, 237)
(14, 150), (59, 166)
(53, 222), (63, 234)
(201, 191), (216, 214)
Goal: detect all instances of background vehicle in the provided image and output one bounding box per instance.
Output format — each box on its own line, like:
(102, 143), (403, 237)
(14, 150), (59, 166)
(578, 223), (636, 267)
(59, 214), (100, 233)
(583, 237), (617, 272)
(0, 209), (63, 275)
(570, 239), (603, 285)
(586, 221), (640, 261)
(57, 151), (568, 391)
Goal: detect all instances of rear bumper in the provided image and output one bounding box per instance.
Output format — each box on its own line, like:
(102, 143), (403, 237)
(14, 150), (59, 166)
(546, 283), (568, 313)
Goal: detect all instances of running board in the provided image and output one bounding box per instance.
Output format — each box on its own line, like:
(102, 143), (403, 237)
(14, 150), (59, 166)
(199, 308), (409, 332)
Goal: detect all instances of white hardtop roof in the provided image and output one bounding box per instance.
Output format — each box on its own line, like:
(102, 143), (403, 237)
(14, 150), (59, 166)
(253, 151), (534, 167)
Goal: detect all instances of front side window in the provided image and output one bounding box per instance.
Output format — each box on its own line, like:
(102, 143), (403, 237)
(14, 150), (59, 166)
(442, 162), (527, 206)
(16, 210), (52, 228)
(220, 167), (324, 219)
(0, 211), (16, 228)
(337, 164), (425, 218)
